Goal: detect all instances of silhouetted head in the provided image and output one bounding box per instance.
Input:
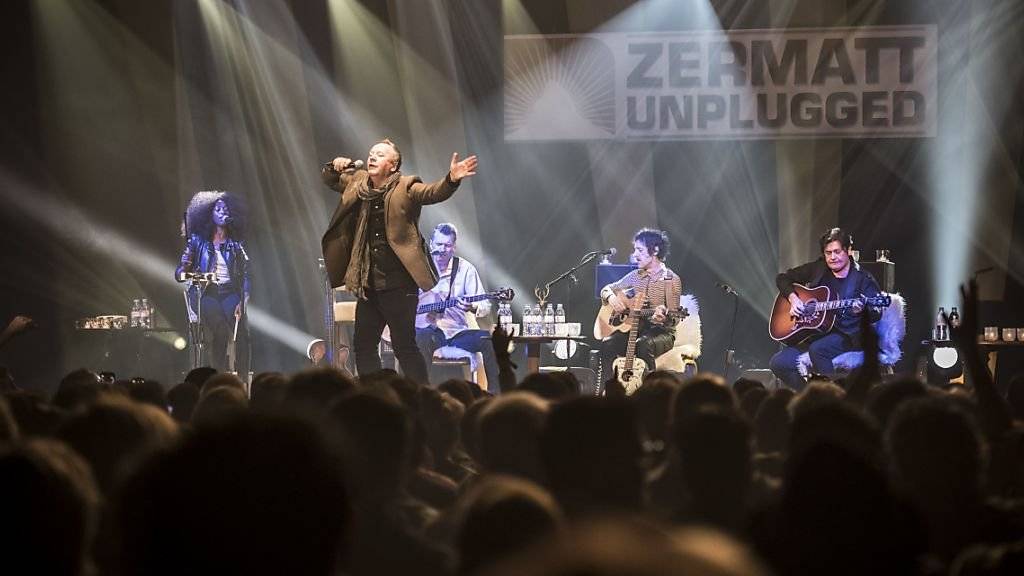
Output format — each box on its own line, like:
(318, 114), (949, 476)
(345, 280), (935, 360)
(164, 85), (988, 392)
(284, 367), (357, 419)
(191, 386), (248, 426)
(324, 392), (413, 502)
(540, 397), (643, 517)
(249, 371), (287, 412)
(116, 413), (348, 576)
(184, 366), (217, 388)
(57, 396), (178, 495)
(455, 475), (563, 576)
(166, 382), (199, 423)
(753, 388), (795, 454)
(478, 393), (549, 483)
(886, 396), (988, 507)
(673, 373), (736, 424)
(1, 439), (100, 576)
(53, 368), (103, 410)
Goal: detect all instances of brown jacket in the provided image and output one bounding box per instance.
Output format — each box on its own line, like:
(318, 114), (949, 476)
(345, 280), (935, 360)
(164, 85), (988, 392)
(320, 167), (459, 290)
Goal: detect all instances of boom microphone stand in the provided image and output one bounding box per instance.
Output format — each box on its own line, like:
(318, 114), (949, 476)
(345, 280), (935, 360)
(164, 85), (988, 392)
(534, 250), (605, 308)
(535, 250), (605, 369)
(719, 282), (741, 382)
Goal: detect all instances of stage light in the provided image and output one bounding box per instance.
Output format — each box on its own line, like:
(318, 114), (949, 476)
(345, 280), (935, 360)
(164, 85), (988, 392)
(917, 341), (963, 386)
(174, 337), (187, 351)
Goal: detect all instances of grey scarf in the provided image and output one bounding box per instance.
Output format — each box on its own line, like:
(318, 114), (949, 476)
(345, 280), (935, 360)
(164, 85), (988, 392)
(343, 171), (401, 299)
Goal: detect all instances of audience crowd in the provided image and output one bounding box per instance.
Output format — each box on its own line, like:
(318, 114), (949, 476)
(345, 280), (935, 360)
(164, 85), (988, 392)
(1, 282), (1023, 576)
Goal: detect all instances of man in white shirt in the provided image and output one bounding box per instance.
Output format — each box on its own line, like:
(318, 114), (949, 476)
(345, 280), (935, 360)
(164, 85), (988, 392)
(415, 223), (500, 391)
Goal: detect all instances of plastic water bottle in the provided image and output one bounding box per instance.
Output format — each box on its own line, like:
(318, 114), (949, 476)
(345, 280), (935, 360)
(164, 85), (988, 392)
(523, 305), (534, 336)
(140, 298), (151, 329)
(935, 307), (947, 341)
(948, 306), (961, 330)
(555, 303), (566, 325)
(130, 299), (141, 328)
(543, 304), (555, 336)
(498, 302), (513, 331)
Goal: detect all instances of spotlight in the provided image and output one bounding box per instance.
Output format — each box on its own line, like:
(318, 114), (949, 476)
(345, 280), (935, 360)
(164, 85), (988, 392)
(918, 340), (963, 386)
(173, 337), (187, 351)
(307, 338), (326, 364)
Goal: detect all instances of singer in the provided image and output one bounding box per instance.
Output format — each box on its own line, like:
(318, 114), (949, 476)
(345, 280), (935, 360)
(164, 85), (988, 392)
(175, 191), (250, 374)
(321, 139), (478, 384)
(597, 228), (682, 384)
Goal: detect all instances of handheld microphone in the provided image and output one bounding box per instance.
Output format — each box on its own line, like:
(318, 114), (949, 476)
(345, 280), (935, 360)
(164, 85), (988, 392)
(716, 281), (739, 296)
(323, 159), (364, 172)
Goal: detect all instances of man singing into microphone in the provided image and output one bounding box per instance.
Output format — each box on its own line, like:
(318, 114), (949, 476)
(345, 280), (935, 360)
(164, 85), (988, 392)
(321, 139), (478, 384)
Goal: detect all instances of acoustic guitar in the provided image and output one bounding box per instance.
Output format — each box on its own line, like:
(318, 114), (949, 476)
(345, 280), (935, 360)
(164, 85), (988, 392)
(594, 288), (688, 340)
(768, 283), (891, 347)
(596, 288), (687, 395)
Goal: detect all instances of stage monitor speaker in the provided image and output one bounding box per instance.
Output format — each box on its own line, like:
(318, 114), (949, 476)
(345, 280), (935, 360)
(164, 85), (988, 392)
(858, 260), (895, 293)
(595, 264), (637, 299)
(540, 366), (598, 396)
(739, 369), (780, 390)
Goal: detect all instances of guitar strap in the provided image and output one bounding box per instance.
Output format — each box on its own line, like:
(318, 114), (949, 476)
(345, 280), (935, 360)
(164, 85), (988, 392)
(448, 257), (461, 301)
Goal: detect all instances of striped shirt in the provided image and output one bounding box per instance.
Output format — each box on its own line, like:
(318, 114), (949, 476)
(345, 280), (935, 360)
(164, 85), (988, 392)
(600, 266), (682, 312)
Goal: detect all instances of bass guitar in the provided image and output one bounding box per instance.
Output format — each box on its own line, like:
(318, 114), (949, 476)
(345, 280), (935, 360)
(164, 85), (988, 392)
(768, 283), (891, 346)
(383, 287), (515, 342)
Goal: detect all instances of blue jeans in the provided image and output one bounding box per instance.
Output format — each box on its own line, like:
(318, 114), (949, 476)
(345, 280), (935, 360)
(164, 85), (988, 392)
(199, 286), (247, 373)
(769, 332), (852, 391)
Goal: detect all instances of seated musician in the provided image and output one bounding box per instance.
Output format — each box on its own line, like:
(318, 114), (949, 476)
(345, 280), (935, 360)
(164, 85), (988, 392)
(769, 227), (881, 390)
(598, 228), (682, 383)
(415, 223), (501, 391)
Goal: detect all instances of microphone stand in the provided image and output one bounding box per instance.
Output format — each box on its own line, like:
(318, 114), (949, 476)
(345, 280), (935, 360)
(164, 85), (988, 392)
(723, 288), (740, 382)
(534, 251), (603, 308)
(535, 251), (603, 370)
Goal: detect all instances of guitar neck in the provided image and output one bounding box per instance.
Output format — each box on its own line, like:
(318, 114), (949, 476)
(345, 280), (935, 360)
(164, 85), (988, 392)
(418, 292), (491, 314)
(810, 297), (862, 311)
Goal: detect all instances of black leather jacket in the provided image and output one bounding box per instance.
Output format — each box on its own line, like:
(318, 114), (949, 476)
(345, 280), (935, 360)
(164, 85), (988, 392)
(175, 234), (251, 299)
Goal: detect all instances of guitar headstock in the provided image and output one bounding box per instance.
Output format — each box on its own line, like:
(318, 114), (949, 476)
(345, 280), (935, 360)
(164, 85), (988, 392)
(866, 293), (892, 307)
(492, 287), (515, 301)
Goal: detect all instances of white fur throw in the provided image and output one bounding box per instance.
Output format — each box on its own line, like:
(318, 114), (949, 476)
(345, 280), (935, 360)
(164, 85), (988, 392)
(796, 293), (906, 375)
(656, 293), (702, 371)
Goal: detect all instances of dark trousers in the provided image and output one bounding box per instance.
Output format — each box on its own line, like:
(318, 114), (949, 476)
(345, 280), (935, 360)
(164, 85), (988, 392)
(769, 331), (853, 391)
(599, 328), (676, 384)
(199, 287), (248, 374)
(354, 287), (428, 384)
(416, 326), (502, 393)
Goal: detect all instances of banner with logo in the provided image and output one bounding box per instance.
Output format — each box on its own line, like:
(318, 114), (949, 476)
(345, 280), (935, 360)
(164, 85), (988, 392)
(504, 26), (937, 141)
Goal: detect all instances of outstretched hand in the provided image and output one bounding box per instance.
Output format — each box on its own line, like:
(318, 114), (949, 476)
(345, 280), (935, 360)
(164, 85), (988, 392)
(946, 279), (979, 353)
(449, 153), (478, 182)
(947, 278), (1012, 437)
(491, 325), (517, 369)
(6, 315), (35, 335)
(0, 315), (35, 348)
